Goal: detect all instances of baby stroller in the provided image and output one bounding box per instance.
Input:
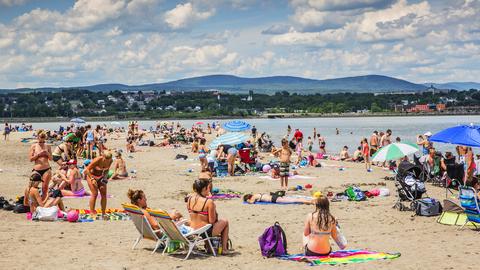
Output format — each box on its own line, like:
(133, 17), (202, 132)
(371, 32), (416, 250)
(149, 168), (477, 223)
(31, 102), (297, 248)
(394, 161), (426, 210)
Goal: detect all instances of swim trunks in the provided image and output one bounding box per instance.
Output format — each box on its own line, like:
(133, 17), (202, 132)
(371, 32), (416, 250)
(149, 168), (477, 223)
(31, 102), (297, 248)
(279, 162), (290, 177)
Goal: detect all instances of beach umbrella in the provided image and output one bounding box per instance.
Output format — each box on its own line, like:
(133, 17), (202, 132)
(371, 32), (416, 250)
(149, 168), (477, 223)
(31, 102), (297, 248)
(372, 142), (419, 162)
(209, 132), (249, 149)
(429, 124), (480, 147)
(222, 120), (251, 132)
(70, 118), (85, 124)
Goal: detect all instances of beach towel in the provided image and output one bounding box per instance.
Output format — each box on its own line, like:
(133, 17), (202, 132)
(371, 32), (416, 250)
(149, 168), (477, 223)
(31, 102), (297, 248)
(243, 196), (312, 205)
(280, 250), (401, 265)
(63, 194), (113, 199)
(76, 208), (130, 222)
(259, 175), (314, 181)
(208, 189), (242, 200)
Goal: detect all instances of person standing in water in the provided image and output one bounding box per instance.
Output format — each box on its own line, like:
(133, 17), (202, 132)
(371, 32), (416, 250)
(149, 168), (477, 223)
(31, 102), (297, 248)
(273, 139), (292, 190)
(29, 130), (53, 200)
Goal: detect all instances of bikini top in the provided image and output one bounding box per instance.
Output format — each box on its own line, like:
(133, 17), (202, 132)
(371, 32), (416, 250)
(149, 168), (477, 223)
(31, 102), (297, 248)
(254, 193), (265, 203)
(187, 195), (210, 216)
(309, 217), (333, 236)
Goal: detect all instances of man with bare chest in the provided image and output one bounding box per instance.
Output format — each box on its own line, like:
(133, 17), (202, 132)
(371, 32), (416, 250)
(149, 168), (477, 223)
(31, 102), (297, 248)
(273, 139), (292, 190)
(29, 131), (53, 200)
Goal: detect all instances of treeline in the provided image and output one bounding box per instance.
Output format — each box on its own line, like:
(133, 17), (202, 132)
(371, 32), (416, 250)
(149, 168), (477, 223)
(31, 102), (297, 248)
(0, 89), (479, 118)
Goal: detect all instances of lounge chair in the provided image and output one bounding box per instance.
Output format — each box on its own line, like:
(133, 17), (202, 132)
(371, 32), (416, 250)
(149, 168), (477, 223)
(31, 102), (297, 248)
(458, 186), (480, 230)
(122, 203), (166, 254)
(147, 208), (216, 260)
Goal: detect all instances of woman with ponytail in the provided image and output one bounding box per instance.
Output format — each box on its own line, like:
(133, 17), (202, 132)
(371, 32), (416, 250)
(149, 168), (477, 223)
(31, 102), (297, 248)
(187, 179), (230, 254)
(303, 196), (346, 256)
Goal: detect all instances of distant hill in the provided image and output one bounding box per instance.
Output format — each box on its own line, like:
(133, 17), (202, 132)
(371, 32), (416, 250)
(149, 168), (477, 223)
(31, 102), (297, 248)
(423, 82), (480, 91)
(3, 74), (477, 94)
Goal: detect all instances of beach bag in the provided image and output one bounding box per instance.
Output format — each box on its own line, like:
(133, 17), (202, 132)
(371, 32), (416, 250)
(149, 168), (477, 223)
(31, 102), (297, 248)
(259, 222), (287, 257)
(345, 186), (366, 201)
(32, 206), (58, 221)
(413, 198), (442, 216)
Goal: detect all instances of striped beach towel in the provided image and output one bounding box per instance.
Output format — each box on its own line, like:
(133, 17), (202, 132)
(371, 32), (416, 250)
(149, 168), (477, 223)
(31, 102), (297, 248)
(280, 250), (400, 265)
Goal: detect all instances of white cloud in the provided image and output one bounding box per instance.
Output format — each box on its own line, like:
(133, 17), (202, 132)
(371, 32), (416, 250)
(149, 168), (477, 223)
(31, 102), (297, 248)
(0, 0), (27, 6)
(164, 2), (215, 30)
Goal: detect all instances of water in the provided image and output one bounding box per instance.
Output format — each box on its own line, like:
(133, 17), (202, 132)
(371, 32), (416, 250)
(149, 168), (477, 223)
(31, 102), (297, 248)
(11, 115), (480, 153)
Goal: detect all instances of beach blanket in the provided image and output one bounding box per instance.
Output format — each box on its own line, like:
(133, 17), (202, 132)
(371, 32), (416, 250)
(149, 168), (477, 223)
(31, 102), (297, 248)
(259, 175), (314, 181)
(63, 194), (113, 199)
(280, 250), (401, 265)
(208, 189), (242, 200)
(243, 196), (312, 205)
(76, 208), (130, 222)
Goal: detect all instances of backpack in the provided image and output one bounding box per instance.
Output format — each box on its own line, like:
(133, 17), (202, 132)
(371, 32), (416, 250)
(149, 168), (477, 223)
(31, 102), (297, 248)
(345, 186), (366, 201)
(258, 222), (287, 257)
(412, 198), (442, 216)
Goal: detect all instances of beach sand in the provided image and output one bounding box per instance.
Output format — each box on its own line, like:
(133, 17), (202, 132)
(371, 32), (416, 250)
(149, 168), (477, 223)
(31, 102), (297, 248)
(0, 132), (476, 270)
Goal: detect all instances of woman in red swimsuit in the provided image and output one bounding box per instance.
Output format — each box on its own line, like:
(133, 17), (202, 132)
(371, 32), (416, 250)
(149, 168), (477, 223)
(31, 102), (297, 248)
(362, 138), (371, 172)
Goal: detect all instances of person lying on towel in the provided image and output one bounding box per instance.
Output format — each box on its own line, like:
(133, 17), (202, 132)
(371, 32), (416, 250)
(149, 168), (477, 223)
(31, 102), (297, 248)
(303, 196), (347, 256)
(243, 192), (314, 204)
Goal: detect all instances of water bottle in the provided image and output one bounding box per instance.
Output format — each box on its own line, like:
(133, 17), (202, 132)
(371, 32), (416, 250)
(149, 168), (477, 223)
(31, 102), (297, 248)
(334, 223), (347, 250)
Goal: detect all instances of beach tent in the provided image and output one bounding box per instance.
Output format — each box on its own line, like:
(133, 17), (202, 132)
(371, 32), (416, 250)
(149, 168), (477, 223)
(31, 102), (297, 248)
(70, 118), (86, 124)
(222, 120), (251, 132)
(371, 142), (419, 162)
(210, 132), (249, 149)
(429, 124), (480, 147)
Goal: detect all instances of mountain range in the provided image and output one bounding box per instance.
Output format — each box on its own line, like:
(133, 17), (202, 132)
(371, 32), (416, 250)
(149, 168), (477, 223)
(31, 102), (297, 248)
(1, 74), (479, 94)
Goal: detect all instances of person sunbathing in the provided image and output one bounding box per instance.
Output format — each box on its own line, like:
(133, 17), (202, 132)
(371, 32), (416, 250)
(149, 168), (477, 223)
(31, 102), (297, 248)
(109, 151), (129, 180)
(199, 167), (213, 181)
(243, 192), (314, 205)
(303, 196), (346, 256)
(127, 189), (185, 236)
(24, 172), (64, 214)
(339, 146), (351, 161)
(187, 180), (230, 254)
(61, 160), (90, 197)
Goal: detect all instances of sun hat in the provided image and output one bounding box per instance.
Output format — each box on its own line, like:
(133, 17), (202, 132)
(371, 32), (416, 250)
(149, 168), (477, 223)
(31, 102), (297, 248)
(424, 131), (432, 137)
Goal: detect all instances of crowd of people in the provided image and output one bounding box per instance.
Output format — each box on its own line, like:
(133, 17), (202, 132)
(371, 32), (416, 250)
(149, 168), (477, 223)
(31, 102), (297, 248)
(7, 119), (480, 259)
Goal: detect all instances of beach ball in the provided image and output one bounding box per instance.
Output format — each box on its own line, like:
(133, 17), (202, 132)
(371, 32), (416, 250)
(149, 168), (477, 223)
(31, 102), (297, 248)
(262, 164), (271, 173)
(67, 210), (79, 222)
(313, 191), (323, 198)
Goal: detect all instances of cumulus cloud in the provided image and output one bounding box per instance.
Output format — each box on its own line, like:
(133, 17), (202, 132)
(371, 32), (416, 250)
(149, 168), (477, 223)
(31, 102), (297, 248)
(164, 2), (215, 30)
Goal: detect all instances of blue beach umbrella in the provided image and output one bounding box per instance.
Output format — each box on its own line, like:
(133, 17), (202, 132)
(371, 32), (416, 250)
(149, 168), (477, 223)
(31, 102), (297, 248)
(222, 120), (251, 132)
(429, 124), (480, 147)
(70, 118), (86, 124)
(210, 132), (249, 149)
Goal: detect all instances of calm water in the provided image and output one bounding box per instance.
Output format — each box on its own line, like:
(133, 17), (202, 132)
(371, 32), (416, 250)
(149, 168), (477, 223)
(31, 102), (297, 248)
(11, 115), (480, 153)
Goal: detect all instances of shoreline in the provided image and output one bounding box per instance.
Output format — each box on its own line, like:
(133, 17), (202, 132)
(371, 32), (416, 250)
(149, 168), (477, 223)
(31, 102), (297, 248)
(0, 111), (477, 123)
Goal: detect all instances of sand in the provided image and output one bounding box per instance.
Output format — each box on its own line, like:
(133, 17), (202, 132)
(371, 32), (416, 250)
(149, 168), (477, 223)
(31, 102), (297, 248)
(0, 131), (475, 270)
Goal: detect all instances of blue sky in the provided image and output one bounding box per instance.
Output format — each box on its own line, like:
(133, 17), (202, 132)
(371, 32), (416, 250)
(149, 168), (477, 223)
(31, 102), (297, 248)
(0, 0), (479, 88)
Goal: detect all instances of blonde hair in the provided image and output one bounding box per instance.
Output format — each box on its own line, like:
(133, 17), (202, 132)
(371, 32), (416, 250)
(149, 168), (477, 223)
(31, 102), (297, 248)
(103, 150), (112, 159)
(37, 129), (47, 138)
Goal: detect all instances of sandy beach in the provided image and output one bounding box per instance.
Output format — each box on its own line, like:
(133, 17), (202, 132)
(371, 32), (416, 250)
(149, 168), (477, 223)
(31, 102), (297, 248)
(0, 131), (476, 270)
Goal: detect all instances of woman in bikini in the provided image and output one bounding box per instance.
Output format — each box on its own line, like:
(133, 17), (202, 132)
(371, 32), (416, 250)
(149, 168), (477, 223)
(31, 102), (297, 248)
(303, 196), (346, 256)
(52, 138), (74, 165)
(243, 193), (314, 205)
(29, 130), (53, 200)
(85, 151), (113, 217)
(109, 151), (129, 180)
(187, 180), (230, 254)
(24, 172), (64, 214)
(61, 159), (90, 197)
(198, 138), (209, 171)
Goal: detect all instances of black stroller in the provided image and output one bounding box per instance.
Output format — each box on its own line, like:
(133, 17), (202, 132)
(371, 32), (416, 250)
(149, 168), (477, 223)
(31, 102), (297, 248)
(394, 161), (427, 210)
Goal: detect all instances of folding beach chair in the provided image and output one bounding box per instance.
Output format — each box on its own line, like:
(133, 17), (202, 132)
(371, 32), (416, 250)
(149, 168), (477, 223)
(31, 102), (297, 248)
(122, 203), (166, 254)
(147, 208), (216, 260)
(458, 186), (480, 230)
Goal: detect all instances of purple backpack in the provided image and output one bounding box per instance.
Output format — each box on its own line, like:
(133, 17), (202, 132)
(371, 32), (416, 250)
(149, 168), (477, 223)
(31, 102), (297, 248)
(258, 222), (287, 257)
